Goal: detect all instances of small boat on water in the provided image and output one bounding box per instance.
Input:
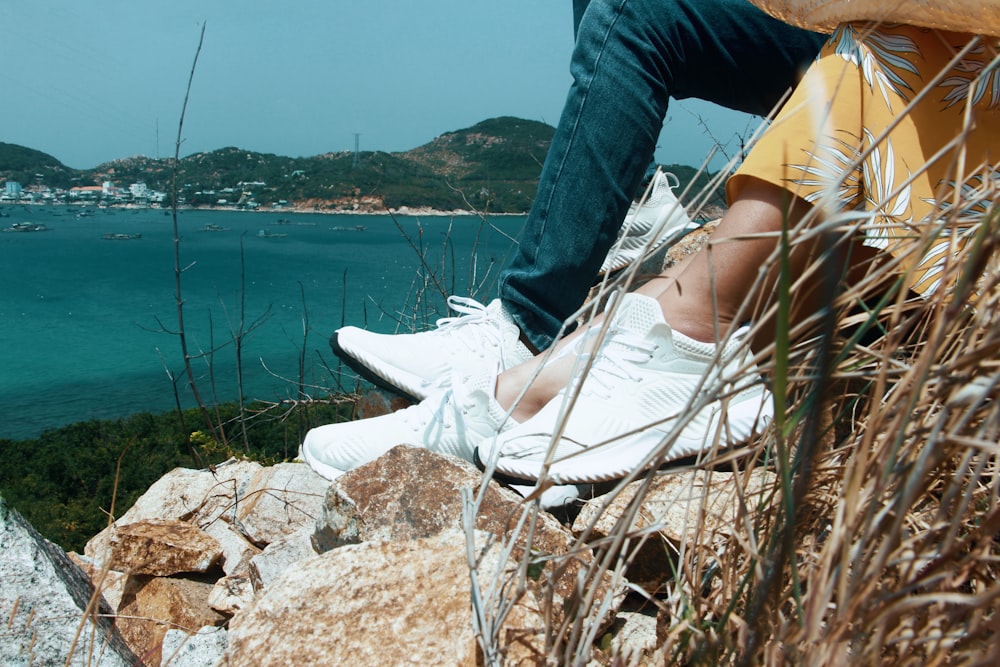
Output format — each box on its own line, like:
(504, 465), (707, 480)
(3, 222), (49, 232)
(199, 223), (229, 232)
(330, 225), (367, 232)
(256, 229), (288, 239)
(102, 232), (142, 240)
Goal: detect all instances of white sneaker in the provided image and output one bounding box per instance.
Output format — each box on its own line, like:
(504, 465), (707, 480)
(332, 296), (534, 401)
(301, 373), (515, 480)
(507, 482), (589, 510)
(477, 293), (773, 484)
(599, 170), (699, 275)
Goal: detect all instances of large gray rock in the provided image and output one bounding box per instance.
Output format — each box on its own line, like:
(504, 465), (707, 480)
(223, 530), (545, 666)
(0, 496), (138, 666)
(67, 551), (129, 613)
(232, 461), (330, 546)
(161, 626), (228, 667)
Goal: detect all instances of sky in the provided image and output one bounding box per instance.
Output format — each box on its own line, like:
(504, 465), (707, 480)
(0, 0), (759, 172)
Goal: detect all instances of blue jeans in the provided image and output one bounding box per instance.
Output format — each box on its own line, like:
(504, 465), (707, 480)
(499, 0), (827, 350)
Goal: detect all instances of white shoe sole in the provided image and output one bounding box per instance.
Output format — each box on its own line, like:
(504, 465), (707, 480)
(490, 390), (772, 484)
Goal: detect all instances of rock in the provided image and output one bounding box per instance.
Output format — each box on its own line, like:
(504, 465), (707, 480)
(223, 530), (545, 666)
(248, 526), (317, 591)
(355, 388), (411, 419)
(313, 445), (622, 638)
(66, 551), (129, 612)
(116, 575), (226, 667)
(208, 574), (254, 615)
(200, 519), (260, 577)
(661, 219), (718, 268)
(0, 495), (139, 666)
(599, 608), (660, 665)
(106, 519), (222, 576)
(189, 458), (266, 526)
(85, 459), (263, 567)
(233, 461), (330, 546)
(572, 468), (776, 591)
(118, 466), (227, 521)
(161, 626), (228, 667)
(310, 484), (361, 551)
(313, 445), (572, 551)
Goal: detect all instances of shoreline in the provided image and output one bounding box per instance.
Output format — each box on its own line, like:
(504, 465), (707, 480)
(1, 200), (526, 217)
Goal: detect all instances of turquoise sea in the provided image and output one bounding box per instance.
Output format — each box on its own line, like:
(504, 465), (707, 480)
(0, 205), (525, 440)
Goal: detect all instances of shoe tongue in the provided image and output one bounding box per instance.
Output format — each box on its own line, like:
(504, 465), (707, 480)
(486, 298), (515, 325)
(607, 294), (664, 338)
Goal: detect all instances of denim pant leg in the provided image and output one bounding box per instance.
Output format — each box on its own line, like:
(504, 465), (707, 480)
(575, 0), (661, 187)
(500, 0), (827, 350)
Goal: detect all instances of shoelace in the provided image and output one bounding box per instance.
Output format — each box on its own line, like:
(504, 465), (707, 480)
(398, 370), (474, 433)
(432, 296), (505, 352)
(584, 330), (656, 400)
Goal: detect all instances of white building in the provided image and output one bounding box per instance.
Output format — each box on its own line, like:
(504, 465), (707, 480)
(129, 182), (150, 200)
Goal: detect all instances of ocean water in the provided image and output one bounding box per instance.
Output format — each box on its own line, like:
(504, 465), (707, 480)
(0, 205), (525, 440)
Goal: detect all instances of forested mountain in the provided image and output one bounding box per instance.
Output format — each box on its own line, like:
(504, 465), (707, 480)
(1, 117), (719, 213)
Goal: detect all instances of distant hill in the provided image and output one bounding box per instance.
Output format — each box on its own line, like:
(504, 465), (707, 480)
(1, 117), (720, 213)
(0, 143), (78, 190)
(404, 116), (553, 181)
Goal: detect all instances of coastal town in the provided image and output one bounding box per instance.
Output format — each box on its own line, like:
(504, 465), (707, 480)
(2, 178), (168, 207)
(0, 177), (290, 212)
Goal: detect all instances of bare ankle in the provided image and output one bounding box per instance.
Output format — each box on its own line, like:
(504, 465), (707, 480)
(495, 369), (545, 420)
(666, 316), (724, 343)
(496, 355), (573, 421)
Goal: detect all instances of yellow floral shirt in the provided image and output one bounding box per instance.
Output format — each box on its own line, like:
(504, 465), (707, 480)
(730, 23), (999, 296)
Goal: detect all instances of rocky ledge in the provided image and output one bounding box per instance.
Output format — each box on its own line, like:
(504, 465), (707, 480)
(1, 442), (773, 666)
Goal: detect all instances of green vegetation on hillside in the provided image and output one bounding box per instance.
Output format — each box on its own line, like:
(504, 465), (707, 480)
(1, 117), (724, 213)
(0, 400), (352, 552)
(0, 142), (79, 190)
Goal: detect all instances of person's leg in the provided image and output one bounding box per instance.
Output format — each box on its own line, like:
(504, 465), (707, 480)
(572, 0), (590, 36)
(482, 178), (892, 483)
(496, 177), (882, 422)
(501, 0), (827, 351)
(329, 0), (824, 402)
